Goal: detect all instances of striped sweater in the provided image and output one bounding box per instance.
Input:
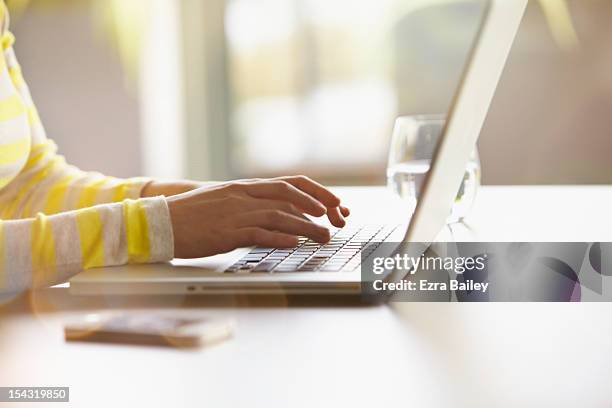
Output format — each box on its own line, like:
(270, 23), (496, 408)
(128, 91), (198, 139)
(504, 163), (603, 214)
(0, 2), (174, 294)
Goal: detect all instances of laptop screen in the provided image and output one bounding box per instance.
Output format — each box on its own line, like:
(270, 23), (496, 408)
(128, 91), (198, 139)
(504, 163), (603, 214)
(404, 0), (527, 244)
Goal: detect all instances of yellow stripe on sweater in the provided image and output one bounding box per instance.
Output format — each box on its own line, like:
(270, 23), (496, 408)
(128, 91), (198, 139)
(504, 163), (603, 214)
(111, 177), (149, 202)
(27, 106), (40, 126)
(31, 213), (57, 286)
(124, 199), (151, 263)
(44, 174), (78, 215)
(23, 141), (57, 172)
(0, 94), (26, 122)
(8, 66), (25, 89)
(112, 183), (131, 203)
(0, 156), (62, 218)
(0, 137), (29, 166)
(76, 207), (105, 269)
(77, 177), (110, 209)
(1, 32), (15, 51)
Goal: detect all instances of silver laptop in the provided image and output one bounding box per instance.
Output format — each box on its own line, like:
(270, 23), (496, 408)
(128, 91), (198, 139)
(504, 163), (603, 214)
(70, 0), (527, 296)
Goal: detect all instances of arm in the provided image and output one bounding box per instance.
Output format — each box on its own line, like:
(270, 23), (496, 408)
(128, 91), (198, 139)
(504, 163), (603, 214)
(0, 17), (173, 294)
(0, 175), (350, 294)
(0, 197), (173, 294)
(0, 4), (351, 295)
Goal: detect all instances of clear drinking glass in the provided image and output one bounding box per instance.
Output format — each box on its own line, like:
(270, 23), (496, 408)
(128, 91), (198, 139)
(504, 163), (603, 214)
(387, 115), (481, 222)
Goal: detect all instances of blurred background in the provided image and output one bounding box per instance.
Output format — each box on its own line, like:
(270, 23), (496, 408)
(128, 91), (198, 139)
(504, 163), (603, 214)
(8, 0), (612, 185)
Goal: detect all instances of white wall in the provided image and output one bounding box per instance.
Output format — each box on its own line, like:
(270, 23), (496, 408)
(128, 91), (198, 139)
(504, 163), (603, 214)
(12, 5), (144, 178)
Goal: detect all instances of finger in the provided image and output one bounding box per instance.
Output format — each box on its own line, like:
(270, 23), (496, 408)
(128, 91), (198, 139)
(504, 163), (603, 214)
(229, 197), (308, 220)
(326, 206), (346, 228)
(280, 176), (341, 208)
(340, 206), (351, 217)
(230, 228), (299, 249)
(234, 210), (331, 243)
(242, 181), (327, 217)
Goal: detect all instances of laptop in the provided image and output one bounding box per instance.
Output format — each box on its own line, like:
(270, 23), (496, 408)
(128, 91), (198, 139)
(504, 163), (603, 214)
(70, 0), (528, 297)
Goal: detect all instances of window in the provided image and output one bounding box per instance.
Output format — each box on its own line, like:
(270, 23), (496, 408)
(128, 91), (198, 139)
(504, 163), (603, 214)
(223, 0), (485, 183)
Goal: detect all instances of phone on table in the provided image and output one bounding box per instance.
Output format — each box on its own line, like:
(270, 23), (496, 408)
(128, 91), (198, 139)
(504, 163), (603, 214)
(65, 313), (234, 348)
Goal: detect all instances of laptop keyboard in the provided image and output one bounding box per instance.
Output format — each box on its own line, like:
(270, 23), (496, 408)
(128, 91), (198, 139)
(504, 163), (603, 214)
(225, 225), (398, 274)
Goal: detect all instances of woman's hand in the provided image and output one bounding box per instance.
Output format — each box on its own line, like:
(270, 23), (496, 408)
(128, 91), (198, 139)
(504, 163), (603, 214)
(163, 176), (350, 259)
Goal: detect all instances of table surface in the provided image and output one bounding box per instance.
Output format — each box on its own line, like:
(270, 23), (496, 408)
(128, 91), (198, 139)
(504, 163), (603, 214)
(2, 186), (612, 408)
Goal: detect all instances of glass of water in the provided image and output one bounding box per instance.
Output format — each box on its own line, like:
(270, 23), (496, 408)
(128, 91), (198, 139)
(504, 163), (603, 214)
(387, 115), (481, 222)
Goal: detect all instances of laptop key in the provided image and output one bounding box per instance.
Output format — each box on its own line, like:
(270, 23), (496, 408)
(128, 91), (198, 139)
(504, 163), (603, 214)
(275, 267), (299, 273)
(281, 262), (303, 268)
(287, 254), (310, 259)
(320, 266), (344, 272)
(243, 255), (267, 262)
(325, 259), (348, 265)
(338, 249), (359, 254)
(231, 265), (255, 273)
(330, 255), (352, 260)
(267, 258), (287, 263)
(253, 261), (280, 272)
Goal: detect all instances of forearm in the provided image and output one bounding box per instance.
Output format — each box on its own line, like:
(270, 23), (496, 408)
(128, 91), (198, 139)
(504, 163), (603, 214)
(0, 196), (174, 294)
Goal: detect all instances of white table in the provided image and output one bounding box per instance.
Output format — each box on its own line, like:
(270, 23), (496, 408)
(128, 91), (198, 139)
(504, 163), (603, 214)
(2, 186), (612, 408)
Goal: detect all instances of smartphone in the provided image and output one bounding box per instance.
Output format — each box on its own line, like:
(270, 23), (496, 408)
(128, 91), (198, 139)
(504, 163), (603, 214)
(65, 313), (234, 348)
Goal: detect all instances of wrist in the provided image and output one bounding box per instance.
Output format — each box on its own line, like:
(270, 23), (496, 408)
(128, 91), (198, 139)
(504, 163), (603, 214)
(141, 180), (202, 198)
(165, 194), (187, 258)
(140, 180), (157, 198)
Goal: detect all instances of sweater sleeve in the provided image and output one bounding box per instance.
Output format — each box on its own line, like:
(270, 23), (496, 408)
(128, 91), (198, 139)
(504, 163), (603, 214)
(0, 4), (175, 295)
(0, 196), (174, 294)
(0, 139), (154, 219)
(0, 23), (152, 220)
